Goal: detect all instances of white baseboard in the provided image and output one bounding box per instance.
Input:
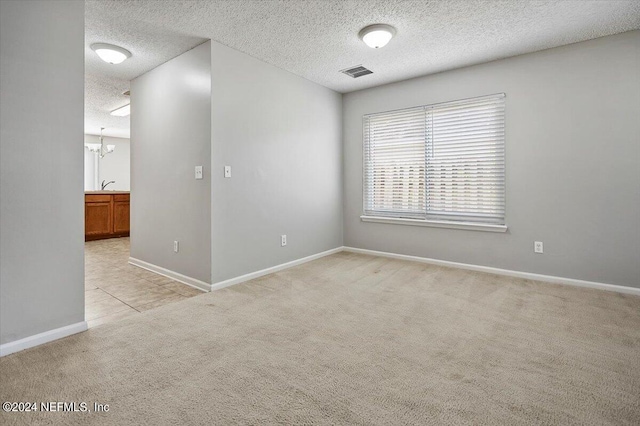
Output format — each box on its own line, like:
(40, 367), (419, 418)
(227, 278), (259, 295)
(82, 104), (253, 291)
(211, 247), (344, 291)
(343, 247), (640, 296)
(128, 257), (211, 292)
(0, 321), (88, 357)
(3, 247), (633, 358)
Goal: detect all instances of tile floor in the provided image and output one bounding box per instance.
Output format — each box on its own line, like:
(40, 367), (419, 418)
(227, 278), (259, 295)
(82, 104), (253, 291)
(85, 237), (204, 328)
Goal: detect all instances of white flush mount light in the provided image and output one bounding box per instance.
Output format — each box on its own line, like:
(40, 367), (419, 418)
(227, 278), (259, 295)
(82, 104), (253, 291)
(110, 104), (130, 117)
(90, 43), (131, 64)
(358, 24), (396, 49)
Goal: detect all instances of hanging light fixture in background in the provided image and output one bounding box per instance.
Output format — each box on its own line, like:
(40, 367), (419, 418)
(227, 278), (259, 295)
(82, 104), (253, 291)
(85, 127), (115, 158)
(358, 24), (396, 49)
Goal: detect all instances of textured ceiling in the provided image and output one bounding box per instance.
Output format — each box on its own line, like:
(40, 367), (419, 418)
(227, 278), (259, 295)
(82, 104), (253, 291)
(85, 0), (206, 137)
(85, 0), (640, 137)
(84, 74), (131, 138)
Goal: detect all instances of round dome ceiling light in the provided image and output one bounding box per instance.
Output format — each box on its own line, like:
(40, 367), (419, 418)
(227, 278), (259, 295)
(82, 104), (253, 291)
(90, 43), (131, 64)
(358, 24), (396, 49)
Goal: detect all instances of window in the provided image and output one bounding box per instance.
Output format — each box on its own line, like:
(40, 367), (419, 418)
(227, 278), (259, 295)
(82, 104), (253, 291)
(363, 93), (505, 230)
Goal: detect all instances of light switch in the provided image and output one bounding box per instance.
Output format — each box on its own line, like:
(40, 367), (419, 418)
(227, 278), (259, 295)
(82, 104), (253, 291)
(195, 166), (203, 180)
(224, 166), (231, 178)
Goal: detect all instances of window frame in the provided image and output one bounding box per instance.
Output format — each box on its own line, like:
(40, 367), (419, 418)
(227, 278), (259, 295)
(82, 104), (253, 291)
(361, 93), (507, 233)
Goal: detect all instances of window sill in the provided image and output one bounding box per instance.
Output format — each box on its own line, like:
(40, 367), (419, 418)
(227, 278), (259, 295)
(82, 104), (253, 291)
(360, 216), (508, 233)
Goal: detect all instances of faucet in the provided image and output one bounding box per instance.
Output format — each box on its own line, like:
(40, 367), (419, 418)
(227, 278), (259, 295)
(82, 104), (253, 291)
(101, 180), (116, 190)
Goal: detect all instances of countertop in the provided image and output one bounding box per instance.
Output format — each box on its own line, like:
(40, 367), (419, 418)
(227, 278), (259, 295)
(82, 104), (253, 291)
(85, 191), (130, 195)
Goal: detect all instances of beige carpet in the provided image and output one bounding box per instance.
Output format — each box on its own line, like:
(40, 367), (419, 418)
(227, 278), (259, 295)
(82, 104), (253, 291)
(1, 252), (639, 425)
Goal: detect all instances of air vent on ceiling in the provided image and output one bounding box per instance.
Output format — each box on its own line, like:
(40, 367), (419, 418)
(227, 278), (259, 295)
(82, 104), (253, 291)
(123, 90), (130, 96)
(340, 65), (373, 78)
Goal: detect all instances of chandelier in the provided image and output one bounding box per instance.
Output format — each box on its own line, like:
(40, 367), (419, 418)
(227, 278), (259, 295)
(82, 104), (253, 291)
(85, 127), (115, 158)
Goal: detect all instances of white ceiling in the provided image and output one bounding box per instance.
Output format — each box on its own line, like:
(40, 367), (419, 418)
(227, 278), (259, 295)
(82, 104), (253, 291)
(85, 0), (640, 138)
(84, 74), (130, 138)
(85, 0), (206, 137)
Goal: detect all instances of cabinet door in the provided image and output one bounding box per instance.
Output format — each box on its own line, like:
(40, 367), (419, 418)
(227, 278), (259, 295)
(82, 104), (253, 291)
(85, 202), (112, 236)
(113, 201), (130, 234)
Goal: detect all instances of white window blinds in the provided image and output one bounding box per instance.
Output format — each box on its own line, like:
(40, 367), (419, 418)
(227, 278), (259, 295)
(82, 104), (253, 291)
(364, 93), (505, 225)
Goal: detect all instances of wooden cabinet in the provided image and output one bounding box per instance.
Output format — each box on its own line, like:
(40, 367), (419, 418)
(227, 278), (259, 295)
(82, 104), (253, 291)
(113, 196), (130, 234)
(85, 192), (130, 241)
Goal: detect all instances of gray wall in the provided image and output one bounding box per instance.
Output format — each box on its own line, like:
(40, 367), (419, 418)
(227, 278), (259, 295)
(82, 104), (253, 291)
(343, 31), (640, 288)
(0, 0), (85, 344)
(210, 41), (343, 283)
(130, 41), (212, 284)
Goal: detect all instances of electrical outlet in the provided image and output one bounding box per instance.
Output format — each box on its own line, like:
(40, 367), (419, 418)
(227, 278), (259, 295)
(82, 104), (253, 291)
(534, 241), (543, 254)
(281, 235), (287, 247)
(195, 166), (203, 180)
(174, 241), (179, 253)
(224, 166), (231, 178)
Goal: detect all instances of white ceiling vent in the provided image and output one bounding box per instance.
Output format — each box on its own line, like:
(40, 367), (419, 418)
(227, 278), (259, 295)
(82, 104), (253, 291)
(340, 65), (373, 78)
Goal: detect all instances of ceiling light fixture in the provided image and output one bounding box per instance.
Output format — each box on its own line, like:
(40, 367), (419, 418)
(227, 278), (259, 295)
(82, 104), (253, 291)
(85, 128), (115, 158)
(90, 43), (131, 64)
(110, 104), (130, 117)
(358, 24), (396, 49)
